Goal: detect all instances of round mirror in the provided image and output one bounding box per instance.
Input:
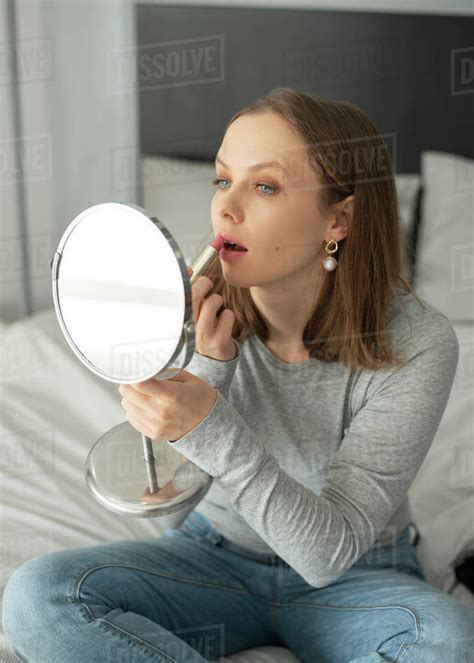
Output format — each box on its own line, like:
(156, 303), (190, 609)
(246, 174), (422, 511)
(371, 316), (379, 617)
(51, 202), (193, 383)
(50, 202), (217, 523)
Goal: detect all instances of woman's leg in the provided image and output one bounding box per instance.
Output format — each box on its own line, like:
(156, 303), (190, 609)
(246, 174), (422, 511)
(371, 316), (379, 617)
(2, 515), (279, 663)
(277, 523), (474, 662)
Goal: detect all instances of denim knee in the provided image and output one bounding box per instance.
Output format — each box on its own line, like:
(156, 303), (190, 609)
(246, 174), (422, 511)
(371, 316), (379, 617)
(2, 552), (68, 651)
(409, 593), (474, 660)
(435, 598), (474, 651)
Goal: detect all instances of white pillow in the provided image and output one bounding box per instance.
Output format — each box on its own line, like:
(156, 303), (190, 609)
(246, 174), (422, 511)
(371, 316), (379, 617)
(395, 173), (421, 234)
(414, 151), (474, 321)
(142, 155), (420, 280)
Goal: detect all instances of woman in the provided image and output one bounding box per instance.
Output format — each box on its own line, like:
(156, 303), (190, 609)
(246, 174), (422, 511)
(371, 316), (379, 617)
(3, 88), (473, 662)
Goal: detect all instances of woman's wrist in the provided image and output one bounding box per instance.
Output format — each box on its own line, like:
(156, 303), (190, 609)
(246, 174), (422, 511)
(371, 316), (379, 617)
(196, 338), (240, 362)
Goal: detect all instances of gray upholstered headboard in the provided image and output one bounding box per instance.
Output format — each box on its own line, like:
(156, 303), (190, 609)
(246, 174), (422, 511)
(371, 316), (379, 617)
(135, 4), (474, 173)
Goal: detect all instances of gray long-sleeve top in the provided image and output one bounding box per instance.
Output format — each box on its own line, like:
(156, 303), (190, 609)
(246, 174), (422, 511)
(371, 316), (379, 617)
(168, 290), (459, 588)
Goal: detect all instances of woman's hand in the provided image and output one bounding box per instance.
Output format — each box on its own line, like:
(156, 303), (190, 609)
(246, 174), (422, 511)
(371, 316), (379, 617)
(187, 265), (236, 361)
(118, 370), (217, 442)
(139, 481), (181, 504)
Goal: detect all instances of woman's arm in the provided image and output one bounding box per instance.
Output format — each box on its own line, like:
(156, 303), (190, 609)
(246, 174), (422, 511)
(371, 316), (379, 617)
(168, 314), (459, 588)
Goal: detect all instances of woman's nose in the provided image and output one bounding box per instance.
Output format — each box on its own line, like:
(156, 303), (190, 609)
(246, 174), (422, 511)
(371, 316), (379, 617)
(214, 199), (245, 224)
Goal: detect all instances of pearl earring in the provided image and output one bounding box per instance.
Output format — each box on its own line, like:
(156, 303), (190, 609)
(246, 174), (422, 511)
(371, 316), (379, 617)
(322, 239), (338, 271)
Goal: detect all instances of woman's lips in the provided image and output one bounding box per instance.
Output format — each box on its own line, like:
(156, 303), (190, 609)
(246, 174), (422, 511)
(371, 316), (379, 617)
(220, 247), (248, 261)
(218, 233), (248, 250)
(210, 235), (249, 262)
(210, 235), (225, 252)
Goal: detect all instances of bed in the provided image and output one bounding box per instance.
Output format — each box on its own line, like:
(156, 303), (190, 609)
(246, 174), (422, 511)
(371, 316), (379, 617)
(1, 4), (473, 662)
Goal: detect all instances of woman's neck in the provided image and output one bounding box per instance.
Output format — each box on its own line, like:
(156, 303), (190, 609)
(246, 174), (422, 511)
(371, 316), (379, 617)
(249, 276), (321, 348)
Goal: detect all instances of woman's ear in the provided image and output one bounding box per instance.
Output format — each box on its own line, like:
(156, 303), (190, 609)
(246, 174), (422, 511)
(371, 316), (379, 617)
(327, 194), (354, 242)
(339, 194), (354, 220)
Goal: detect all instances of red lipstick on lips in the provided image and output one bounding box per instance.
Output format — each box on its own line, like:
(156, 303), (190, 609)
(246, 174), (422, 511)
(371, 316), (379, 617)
(217, 233), (248, 262)
(219, 233), (248, 250)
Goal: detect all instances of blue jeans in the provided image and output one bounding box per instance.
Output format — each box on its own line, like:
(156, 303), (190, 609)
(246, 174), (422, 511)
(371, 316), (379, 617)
(3, 510), (474, 662)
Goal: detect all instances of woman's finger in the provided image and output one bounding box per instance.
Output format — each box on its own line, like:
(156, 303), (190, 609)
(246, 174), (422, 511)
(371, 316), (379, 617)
(196, 298), (235, 359)
(120, 390), (154, 418)
(126, 411), (155, 439)
(215, 307), (235, 336)
(198, 293), (225, 333)
(185, 267), (235, 360)
(191, 276), (214, 324)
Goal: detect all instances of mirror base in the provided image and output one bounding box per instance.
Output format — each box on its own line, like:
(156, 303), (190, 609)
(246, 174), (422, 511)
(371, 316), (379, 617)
(85, 421), (212, 523)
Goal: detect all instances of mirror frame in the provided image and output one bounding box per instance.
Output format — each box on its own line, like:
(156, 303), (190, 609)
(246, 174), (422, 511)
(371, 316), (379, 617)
(50, 202), (196, 384)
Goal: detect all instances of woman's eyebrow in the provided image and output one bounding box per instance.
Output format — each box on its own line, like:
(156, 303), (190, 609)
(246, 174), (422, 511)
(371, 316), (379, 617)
(215, 154), (289, 177)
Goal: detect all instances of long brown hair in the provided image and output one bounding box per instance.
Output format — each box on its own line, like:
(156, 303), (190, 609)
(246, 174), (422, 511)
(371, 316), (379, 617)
(195, 87), (425, 371)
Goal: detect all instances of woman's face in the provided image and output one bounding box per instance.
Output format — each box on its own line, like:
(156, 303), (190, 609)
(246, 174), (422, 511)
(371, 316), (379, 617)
(211, 111), (330, 290)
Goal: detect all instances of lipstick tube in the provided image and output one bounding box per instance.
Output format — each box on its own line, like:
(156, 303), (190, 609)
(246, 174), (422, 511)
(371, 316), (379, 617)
(189, 235), (225, 285)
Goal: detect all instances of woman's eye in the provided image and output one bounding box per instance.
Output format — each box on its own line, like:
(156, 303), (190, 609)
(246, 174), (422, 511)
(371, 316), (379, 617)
(211, 178), (277, 196)
(257, 183), (277, 195)
(212, 178), (231, 190)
